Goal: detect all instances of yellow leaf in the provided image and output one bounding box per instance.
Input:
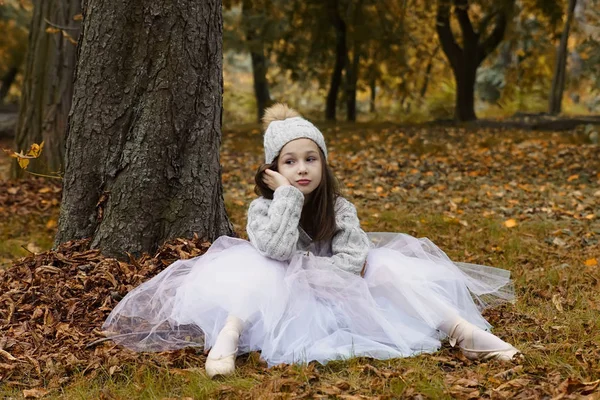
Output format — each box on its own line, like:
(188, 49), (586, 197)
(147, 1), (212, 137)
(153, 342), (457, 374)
(567, 174), (579, 182)
(504, 219), (517, 228)
(46, 219), (57, 229)
(27, 141), (44, 158)
(45, 27), (60, 34)
(18, 158), (30, 169)
(585, 258), (598, 267)
(73, 13), (83, 21)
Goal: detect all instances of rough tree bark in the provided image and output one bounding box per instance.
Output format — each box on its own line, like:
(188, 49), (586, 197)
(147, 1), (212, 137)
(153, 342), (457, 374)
(242, 0), (272, 122)
(436, 0), (510, 121)
(55, 0), (233, 258)
(325, 0), (347, 121)
(549, 0), (578, 115)
(11, 0), (80, 177)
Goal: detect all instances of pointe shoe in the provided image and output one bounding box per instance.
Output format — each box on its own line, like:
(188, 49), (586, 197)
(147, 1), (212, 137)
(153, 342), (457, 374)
(205, 350), (237, 378)
(447, 318), (520, 361)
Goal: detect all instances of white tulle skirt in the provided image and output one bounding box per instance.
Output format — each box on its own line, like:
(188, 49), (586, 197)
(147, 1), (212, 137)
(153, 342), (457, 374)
(102, 233), (514, 366)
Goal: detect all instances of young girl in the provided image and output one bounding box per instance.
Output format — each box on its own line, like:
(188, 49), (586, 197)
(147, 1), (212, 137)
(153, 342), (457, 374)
(103, 104), (519, 378)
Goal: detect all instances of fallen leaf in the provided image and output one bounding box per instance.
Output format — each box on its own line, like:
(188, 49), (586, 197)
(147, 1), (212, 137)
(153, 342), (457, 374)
(504, 219), (517, 228)
(23, 388), (49, 398)
(584, 258), (598, 267)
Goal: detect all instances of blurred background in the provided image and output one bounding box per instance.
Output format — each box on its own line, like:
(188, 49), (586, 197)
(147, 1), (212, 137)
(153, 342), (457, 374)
(0, 0), (599, 127)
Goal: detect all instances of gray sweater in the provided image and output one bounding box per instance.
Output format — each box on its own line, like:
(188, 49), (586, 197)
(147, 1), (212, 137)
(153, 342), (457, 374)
(246, 185), (371, 275)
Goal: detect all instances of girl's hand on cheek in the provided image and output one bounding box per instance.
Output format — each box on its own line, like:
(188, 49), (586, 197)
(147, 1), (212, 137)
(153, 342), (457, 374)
(263, 169), (292, 191)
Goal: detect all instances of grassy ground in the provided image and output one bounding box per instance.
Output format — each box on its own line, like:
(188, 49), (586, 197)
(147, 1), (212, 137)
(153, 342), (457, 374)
(0, 123), (599, 399)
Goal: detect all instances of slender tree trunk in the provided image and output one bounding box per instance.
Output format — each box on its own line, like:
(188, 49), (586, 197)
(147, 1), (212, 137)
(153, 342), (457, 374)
(549, 0), (578, 115)
(419, 46), (439, 103)
(250, 52), (272, 122)
(369, 77), (376, 113)
(0, 67), (19, 103)
(345, 0), (363, 122)
(55, 0), (233, 258)
(325, 0), (346, 121)
(11, 0), (80, 178)
(436, 0), (510, 122)
(345, 50), (359, 121)
(243, 0), (272, 122)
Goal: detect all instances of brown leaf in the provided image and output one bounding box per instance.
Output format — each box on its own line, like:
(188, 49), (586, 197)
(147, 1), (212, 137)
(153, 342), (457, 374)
(22, 388), (49, 398)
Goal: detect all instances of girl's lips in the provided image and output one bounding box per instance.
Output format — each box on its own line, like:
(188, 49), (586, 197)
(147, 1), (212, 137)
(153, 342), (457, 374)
(296, 180), (311, 186)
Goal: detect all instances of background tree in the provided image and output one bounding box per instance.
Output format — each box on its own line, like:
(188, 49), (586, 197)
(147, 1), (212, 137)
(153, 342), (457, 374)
(0, 1), (31, 104)
(436, 0), (515, 121)
(549, 0), (578, 115)
(242, 0), (274, 122)
(10, 0), (80, 178)
(55, 0), (233, 258)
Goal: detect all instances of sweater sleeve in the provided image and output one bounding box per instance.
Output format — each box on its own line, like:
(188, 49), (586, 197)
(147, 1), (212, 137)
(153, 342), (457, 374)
(314, 197), (371, 275)
(246, 185), (304, 261)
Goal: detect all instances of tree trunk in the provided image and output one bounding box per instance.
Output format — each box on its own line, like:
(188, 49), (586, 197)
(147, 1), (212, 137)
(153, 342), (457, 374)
(453, 63), (477, 121)
(325, 0), (346, 121)
(0, 67), (19, 103)
(11, 0), (80, 178)
(250, 52), (272, 122)
(55, 0), (233, 258)
(436, 0), (509, 122)
(369, 77), (376, 113)
(345, 50), (359, 122)
(243, 0), (272, 122)
(549, 0), (577, 115)
(419, 46), (439, 103)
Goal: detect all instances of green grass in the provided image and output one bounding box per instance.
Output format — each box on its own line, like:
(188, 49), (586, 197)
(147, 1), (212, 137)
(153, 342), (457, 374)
(1, 122), (599, 398)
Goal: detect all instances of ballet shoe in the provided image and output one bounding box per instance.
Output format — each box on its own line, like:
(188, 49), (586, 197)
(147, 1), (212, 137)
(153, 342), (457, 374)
(205, 316), (243, 378)
(447, 317), (520, 361)
(205, 350), (237, 378)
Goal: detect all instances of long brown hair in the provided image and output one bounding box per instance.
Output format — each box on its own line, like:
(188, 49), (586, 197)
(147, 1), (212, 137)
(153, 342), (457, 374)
(254, 149), (341, 242)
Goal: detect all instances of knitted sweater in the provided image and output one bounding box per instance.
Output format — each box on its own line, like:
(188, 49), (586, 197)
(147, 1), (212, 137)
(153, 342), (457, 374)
(246, 185), (371, 275)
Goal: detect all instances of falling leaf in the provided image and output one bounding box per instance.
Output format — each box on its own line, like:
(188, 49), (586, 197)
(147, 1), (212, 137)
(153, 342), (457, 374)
(504, 219), (517, 228)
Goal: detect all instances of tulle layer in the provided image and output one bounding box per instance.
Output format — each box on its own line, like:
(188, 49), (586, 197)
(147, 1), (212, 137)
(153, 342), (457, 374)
(102, 233), (514, 365)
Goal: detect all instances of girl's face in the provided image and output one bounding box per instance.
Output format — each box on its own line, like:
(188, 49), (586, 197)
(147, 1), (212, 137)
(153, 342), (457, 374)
(277, 138), (323, 196)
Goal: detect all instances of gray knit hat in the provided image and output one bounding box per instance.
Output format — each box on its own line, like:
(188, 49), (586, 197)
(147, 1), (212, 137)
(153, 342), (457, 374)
(262, 104), (327, 164)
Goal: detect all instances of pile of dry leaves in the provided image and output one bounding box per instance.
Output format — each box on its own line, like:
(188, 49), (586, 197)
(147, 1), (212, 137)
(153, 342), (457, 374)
(0, 236), (211, 388)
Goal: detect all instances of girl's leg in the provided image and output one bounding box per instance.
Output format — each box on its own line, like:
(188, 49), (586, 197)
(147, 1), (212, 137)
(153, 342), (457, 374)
(438, 313), (520, 361)
(205, 315), (244, 378)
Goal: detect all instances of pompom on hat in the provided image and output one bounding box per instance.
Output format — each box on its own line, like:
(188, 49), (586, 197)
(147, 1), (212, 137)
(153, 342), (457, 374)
(262, 104), (327, 164)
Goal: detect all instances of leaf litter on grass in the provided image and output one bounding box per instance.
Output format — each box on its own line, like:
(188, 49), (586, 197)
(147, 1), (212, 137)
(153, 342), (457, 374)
(0, 124), (599, 398)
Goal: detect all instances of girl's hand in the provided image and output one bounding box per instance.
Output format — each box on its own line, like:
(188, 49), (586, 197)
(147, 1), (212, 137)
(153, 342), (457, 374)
(263, 169), (291, 191)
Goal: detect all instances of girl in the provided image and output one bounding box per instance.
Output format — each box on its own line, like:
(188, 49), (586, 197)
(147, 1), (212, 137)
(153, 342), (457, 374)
(103, 104), (519, 378)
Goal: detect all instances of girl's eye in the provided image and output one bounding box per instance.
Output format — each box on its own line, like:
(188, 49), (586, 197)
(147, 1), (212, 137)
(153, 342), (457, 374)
(307, 157), (316, 162)
(285, 160), (294, 165)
